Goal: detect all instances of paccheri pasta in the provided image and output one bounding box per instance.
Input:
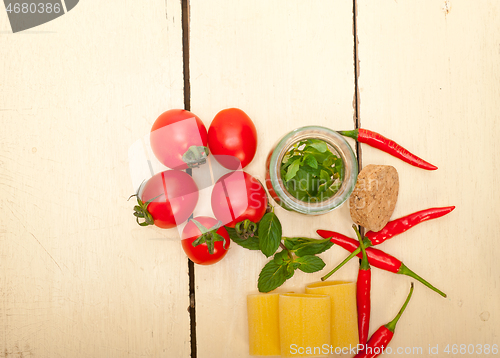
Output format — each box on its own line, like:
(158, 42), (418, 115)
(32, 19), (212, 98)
(247, 281), (357, 357)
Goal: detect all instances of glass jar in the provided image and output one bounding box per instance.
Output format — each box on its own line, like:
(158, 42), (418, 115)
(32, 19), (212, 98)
(265, 126), (358, 215)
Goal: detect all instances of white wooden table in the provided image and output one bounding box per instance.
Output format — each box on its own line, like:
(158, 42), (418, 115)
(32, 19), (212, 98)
(1, 1), (499, 357)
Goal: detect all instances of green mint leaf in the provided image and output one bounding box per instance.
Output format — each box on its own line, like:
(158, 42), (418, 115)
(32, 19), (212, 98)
(284, 182), (305, 202)
(258, 260), (287, 293)
(320, 169), (330, 183)
(285, 158), (301, 182)
(296, 255), (326, 273)
(282, 155), (301, 169)
(300, 164), (321, 177)
(258, 212), (282, 257)
(226, 226), (260, 250)
(307, 140), (328, 153)
(294, 170), (311, 192)
(295, 239), (334, 257)
(304, 154), (318, 169)
(285, 263), (295, 279)
(317, 182), (327, 195)
(273, 250), (290, 265)
(303, 147), (332, 163)
(283, 237), (307, 250)
(283, 237), (297, 250)
(284, 237), (333, 256)
(323, 156), (335, 168)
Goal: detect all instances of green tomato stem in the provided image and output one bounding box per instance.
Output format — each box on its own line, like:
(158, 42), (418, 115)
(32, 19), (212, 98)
(182, 145), (209, 168)
(235, 219), (258, 240)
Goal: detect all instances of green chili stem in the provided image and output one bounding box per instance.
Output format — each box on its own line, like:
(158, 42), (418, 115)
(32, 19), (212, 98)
(353, 225), (370, 270)
(337, 129), (359, 141)
(321, 238), (371, 281)
(386, 283), (414, 332)
(398, 264), (446, 298)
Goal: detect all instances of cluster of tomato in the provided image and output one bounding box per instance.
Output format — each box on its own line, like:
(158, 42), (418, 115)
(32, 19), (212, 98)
(132, 108), (268, 265)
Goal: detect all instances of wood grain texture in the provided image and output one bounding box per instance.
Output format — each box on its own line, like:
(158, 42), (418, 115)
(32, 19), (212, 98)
(0, 1), (190, 357)
(2, 0), (499, 357)
(357, 0), (500, 355)
(189, 1), (356, 357)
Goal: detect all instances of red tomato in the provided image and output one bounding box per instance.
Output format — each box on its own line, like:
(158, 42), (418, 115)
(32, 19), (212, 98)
(181, 216), (230, 265)
(207, 108), (257, 169)
(150, 109), (208, 170)
(211, 171), (267, 228)
(137, 170), (199, 229)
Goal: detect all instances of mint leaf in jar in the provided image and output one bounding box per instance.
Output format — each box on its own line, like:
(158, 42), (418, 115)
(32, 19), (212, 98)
(280, 138), (343, 203)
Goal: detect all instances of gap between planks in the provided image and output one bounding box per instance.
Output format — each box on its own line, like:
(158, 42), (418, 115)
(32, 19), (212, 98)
(180, 1), (362, 357)
(352, 0), (364, 237)
(180, 0), (197, 357)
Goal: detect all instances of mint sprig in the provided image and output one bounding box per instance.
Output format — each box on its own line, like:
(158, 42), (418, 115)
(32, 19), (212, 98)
(257, 246), (328, 292)
(280, 138), (343, 203)
(227, 204), (334, 292)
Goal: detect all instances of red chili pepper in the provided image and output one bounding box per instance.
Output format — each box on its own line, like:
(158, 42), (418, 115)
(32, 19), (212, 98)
(366, 206), (455, 245)
(354, 225), (371, 346)
(339, 128), (437, 170)
(321, 206), (455, 277)
(317, 229), (446, 297)
(354, 283), (414, 358)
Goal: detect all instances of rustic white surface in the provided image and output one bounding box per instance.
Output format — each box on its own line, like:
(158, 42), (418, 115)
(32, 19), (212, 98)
(189, 1), (357, 357)
(356, 0), (500, 357)
(1, 0), (499, 358)
(0, 1), (190, 357)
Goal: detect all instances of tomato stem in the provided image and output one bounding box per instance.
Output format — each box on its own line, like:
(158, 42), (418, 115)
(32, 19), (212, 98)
(235, 219), (258, 240)
(191, 229), (226, 255)
(131, 193), (164, 227)
(182, 145), (209, 168)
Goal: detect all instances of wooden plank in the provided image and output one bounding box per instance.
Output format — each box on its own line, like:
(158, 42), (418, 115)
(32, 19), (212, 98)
(189, 1), (356, 357)
(0, 1), (190, 357)
(357, 0), (500, 355)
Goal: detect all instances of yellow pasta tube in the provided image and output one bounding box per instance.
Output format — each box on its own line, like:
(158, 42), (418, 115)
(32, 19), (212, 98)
(305, 281), (359, 351)
(247, 293), (281, 356)
(279, 293), (331, 358)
